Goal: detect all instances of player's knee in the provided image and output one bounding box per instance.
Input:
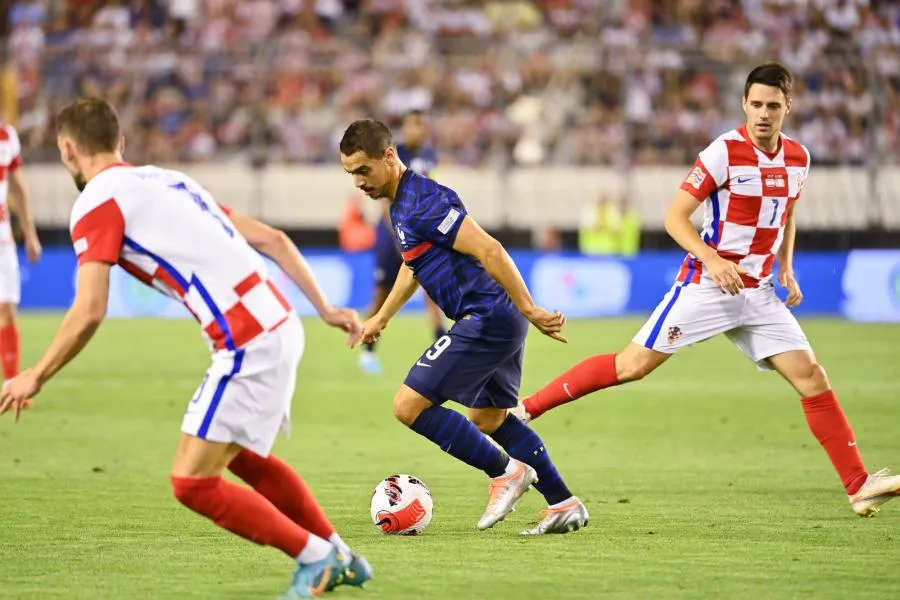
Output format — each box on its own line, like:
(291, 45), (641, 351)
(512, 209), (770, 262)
(467, 408), (505, 434)
(0, 303), (16, 326)
(392, 392), (428, 427)
(801, 362), (831, 396)
(616, 356), (651, 383)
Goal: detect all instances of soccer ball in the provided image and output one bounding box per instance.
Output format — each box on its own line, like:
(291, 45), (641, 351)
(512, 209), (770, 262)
(370, 474), (433, 535)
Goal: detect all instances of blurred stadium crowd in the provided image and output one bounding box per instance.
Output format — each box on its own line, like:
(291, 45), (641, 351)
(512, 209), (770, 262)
(2, 0), (898, 167)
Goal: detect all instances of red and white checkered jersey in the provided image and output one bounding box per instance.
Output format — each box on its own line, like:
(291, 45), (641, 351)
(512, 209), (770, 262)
(677, 125), (810, 288)
(69, 163), (293, 353)
(0, 124), (24, 244)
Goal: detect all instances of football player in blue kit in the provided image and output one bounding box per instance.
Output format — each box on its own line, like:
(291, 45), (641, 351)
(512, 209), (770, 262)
(339, 119), (589, 534)
(360, 111), (447, 375)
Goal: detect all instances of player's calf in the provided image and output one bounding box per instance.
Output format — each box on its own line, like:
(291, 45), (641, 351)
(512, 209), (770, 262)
(519, 345), (668, 422)
(486, 412), (584, 533)
(0, 302), (20, 382)
(228, 450), (340, 542)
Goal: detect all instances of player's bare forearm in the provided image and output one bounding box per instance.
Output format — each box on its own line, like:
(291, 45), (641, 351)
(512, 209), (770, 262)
(9, 169), (37, 235)
(478, 243), (537, 316)
(376, 264), (419, 323)
(664, 190), (717, 263)
(32, 262), (110, 384)
(32, 304), (104, 384)
(229, 211), (332, 315)
(452, 216), (536, 316)
(776, 208), (797, 271)
(268, 240), (329, 314)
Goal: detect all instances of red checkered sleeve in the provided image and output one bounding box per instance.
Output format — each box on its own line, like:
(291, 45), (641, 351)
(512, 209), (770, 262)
(680, 157), (718, 201)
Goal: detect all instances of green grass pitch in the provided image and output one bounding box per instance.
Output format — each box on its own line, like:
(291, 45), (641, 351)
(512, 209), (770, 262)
(1, 315), (898, 599)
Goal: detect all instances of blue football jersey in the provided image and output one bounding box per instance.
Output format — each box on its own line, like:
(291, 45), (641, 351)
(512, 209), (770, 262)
(390, 170), (515, 321)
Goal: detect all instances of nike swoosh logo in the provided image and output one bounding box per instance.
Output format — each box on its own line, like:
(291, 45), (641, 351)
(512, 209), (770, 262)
(849, 441), (857, 446)
(563, 383), (573, 398)
(416, 361), (431, 368)
(736, 176), (753, 183)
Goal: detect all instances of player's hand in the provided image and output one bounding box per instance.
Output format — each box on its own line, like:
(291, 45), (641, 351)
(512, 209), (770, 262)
(524, 306), (568, 343)
(0, 369), (41, 423)
(778, 269), (803, 308)
(354, 315), (388, 349)
(321, 306), (364, 347)
(24, 233), (42, 263)
(707, 255), (746, 295)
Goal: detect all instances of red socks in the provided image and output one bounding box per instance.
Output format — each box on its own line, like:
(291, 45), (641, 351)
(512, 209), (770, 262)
(802, 390), (868, 495)
(171, 475), (309, 557)
(228, 450), (336, 540)
(523, 353), (619, 420)
(0, 324), (19, 380)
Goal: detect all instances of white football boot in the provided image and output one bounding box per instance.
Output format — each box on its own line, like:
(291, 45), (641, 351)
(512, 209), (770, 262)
(477, 459), (537, 530)
(521, 497), (589, 535)
(849, 467), (900, 517)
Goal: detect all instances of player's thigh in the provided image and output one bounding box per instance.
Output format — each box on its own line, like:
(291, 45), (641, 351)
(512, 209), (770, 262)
(181, 319), (304, 458)
(0, 246), (21, 308)
(632, 284), (741, 354)
(724, 286), (811, 372)
(474, 344), (524, 411)
(404, 317), (521, 409)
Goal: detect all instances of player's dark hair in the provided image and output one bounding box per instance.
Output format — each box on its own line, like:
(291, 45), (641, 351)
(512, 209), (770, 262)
(744, 62), (793, 98)
(339, 119), (393, 158)
(56, 98), (122, 154)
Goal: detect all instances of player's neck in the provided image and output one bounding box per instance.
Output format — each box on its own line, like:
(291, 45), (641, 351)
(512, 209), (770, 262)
(747, 129), (781, 154)
(82, 153), (127, 183)
(386, 165), (407, 202)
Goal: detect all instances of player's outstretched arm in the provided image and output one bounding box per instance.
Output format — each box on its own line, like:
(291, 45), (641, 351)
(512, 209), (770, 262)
(227, 210), (361, 342)
(776, 205), (802, 307)
(664, 189), (745, 295)
(0, 262), (110, 421)
(9, 163), (42, 262)
(452, 216), (566, 342)
(355, 264), (419, 347)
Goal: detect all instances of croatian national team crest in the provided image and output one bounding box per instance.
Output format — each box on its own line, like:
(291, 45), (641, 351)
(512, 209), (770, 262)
(685, 166), (706, 190)
(667, 326), (683, 345)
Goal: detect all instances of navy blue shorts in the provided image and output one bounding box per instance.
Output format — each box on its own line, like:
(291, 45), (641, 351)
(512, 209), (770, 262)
(374, 221), (402, 287)
(404, 312), (528, 409)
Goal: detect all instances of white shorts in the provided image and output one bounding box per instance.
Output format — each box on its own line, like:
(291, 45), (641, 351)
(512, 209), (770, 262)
(182, 317), (305, 456)
(0, 245), (20, 304)
(633, 283), (811, 370)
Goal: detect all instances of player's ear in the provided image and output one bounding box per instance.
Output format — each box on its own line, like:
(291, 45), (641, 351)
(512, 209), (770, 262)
(59, 137), (76, 164)
(118, 134), (126, 156)
(784, 97), (792, 115)
(741, 97), (748, 116)
(384, 146), (397, 166)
